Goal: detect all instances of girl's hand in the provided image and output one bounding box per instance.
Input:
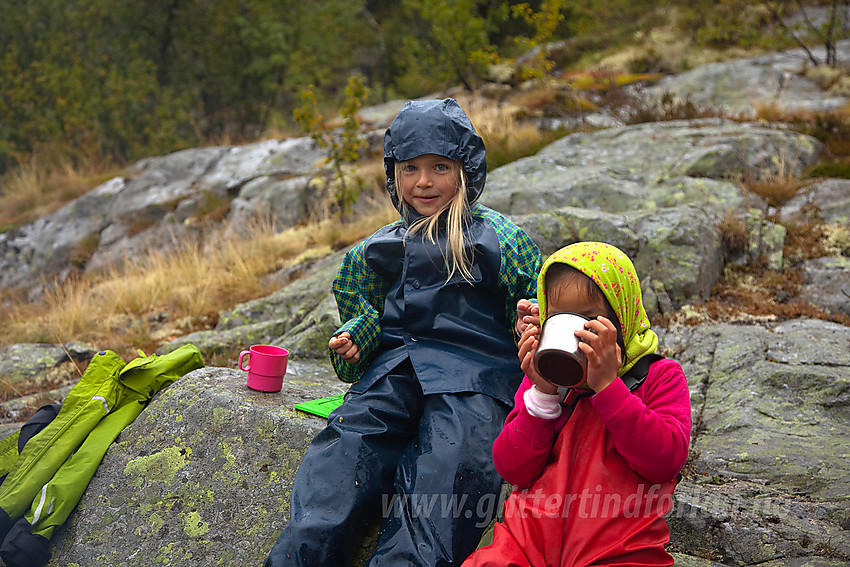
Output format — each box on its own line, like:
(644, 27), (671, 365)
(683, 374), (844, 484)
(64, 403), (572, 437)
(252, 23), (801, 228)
(575, 315), (622, 394)
(518, 325), (558, 395)
(329, 332), (360, 363)
(515, 299), (540, 337)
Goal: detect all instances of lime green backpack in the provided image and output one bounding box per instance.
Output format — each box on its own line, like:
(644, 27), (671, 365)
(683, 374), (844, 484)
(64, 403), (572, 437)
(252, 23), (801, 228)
(0, 344), (203, 567)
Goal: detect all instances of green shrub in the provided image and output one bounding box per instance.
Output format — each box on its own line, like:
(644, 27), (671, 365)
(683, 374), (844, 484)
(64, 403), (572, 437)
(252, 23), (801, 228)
(807, 158), (850, 179)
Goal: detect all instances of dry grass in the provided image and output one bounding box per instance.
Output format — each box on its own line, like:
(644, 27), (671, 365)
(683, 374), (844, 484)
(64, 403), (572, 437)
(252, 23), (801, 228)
(0, 202), (397, 359)
(717, 212), (749, 258)
(2, 69), (847, 372)
(754, 102), (850, 160)
(619, 91), (719, 124)
(1, 106), (548, 359)
(752, 101), (812, 124)
(741, 174), (806, 210)
(587, 7), (769, 76)
(738, 148), (811, 209)
(459, 92), (550, 143)
(506, 84), (598, 115)
(658, 264), (850, 329)
(0, 154), (120, 232)
(0, 147), (395, 362)
(454, 91), (572, 169)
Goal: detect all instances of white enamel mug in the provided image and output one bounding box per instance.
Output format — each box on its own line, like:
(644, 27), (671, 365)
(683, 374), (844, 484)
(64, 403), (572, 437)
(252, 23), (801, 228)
(534, 312), (591, 388)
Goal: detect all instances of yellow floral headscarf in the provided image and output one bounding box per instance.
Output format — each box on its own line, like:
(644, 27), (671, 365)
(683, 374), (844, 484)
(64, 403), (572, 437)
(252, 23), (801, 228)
(536, 242), (658, 376)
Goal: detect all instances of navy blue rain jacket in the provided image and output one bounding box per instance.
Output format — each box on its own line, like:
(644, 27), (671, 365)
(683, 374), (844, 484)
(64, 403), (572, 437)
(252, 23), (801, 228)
(330, 99), (541, 405)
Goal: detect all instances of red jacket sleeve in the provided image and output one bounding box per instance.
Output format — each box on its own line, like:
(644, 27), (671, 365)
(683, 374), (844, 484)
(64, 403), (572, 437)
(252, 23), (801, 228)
(590, 358), (692, 483)
(493, 359), (692, 488)
(492, 377), (570, 489)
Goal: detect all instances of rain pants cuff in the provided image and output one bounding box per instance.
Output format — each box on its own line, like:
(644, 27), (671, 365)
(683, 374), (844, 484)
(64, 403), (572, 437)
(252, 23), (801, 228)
(0, 518), (50, 567)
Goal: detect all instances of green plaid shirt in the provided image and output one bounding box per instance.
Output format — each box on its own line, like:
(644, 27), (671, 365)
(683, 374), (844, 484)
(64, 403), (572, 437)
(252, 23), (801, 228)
(330, 204), (541, 383)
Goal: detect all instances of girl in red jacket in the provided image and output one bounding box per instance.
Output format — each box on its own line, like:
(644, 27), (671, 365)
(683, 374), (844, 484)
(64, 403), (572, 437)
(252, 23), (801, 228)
(464, 241), (692, 567)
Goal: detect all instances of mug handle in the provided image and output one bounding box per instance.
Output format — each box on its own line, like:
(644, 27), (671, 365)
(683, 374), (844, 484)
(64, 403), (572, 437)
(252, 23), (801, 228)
(238, 350), (251, 371)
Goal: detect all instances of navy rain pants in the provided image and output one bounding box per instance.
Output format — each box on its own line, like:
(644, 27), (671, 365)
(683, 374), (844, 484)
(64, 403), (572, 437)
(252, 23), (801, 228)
(264, 359), (508, 567)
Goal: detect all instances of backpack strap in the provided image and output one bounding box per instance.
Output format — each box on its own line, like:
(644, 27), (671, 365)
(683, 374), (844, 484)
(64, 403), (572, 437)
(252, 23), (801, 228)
(620, 353), (665, 392)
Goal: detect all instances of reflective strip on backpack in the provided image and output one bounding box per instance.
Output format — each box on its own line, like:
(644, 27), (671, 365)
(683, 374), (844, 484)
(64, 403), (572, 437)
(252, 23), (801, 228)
(32, 484), (49, 524)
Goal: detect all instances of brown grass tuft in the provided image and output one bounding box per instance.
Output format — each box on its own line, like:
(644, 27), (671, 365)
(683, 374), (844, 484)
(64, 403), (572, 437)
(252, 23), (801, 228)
(718, 212), (749, 258)
(658, 263), (850, 329)
(619, 91), (719, 125)
(737, 147), (810, 209)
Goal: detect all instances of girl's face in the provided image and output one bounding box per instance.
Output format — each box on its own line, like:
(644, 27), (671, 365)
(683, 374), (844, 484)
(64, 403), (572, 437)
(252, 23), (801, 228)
(399, 154), (460, 217)
(545, 280), (610, 322)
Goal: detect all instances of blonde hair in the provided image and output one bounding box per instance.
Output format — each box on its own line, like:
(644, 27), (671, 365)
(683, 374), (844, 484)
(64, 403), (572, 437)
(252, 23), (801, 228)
(396, 161), (474, 282)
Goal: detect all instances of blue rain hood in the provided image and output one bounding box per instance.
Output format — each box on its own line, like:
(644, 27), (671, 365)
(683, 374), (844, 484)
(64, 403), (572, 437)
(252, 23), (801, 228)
(384, 98), (487, 211)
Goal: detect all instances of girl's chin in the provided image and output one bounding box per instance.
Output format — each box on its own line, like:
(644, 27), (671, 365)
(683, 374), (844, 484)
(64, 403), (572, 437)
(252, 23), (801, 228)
(412, 202), (441, 215)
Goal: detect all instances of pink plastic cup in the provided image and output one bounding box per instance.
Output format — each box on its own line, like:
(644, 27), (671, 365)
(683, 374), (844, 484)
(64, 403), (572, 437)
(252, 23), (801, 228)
(238, 344), (289, 392)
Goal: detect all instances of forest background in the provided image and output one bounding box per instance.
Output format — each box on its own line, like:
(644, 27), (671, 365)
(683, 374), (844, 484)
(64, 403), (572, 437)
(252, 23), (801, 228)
(2, 0), (825, 188)
(2, 0), (849, 367)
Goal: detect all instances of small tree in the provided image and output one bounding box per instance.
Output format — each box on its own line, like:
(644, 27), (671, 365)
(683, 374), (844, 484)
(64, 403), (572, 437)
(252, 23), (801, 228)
(293, 75), (370, 217)
(399, 0), (499, 91)
(511, 0), (567, 80)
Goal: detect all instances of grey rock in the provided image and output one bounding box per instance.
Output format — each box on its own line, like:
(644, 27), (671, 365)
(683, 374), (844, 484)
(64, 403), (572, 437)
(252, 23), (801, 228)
(645, 41), (850, 116)
(47, 363), (346, 567)
(1, 384), (73, 422)
(355, 99), (408, 128)
(225, 175), (313, 237)
(798, 256), (850, 317)
(0, 140), (329, 298)
(483, 119), (822, 307)
(781, 178), (850, 225)
(39, 319), (850, 566)
(161, 319), (290, 360)
(62, 342), (99, 361)
(667, 320), (850, 564)
(0, 116), (826, 312)
(215, 251), (342, 332)
(746, 211), (787, 270)
(0, 344), (70, 389)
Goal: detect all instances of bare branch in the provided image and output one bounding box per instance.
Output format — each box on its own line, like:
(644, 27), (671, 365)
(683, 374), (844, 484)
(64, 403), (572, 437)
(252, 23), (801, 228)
(826, 0), (840, 66)
(764, 1), (822, 66)
(794, 0), (826, 42)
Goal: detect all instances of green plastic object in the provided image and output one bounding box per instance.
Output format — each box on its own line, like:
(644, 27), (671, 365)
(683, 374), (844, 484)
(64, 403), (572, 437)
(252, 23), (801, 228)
(294, 393), (345, 419)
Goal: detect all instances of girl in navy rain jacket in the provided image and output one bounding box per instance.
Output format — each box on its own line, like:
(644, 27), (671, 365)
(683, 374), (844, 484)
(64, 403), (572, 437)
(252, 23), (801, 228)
(264, 98), (541, 567)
